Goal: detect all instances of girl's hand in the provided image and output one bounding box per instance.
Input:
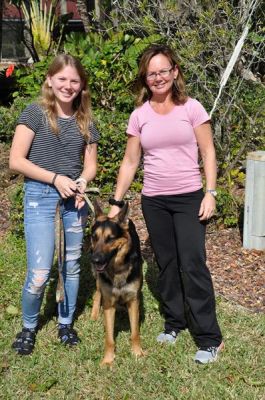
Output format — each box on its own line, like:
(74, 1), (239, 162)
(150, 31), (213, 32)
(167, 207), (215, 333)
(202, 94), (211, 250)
(74, 193), (86, 210)
(54, 175), (77, 199)
(198, 193), (216, 221)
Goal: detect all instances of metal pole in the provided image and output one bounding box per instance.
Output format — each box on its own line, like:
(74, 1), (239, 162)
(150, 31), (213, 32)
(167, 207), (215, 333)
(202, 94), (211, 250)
(243, 151), (265, 250)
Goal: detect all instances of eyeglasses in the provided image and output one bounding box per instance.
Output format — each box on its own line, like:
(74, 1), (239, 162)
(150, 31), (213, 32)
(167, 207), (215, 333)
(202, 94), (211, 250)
(146, 67), (173, 81)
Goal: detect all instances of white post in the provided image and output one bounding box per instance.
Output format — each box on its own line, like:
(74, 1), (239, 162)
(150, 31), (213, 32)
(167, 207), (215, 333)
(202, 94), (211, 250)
(243, 151), (265, 250)
(60, 0), (67, 15)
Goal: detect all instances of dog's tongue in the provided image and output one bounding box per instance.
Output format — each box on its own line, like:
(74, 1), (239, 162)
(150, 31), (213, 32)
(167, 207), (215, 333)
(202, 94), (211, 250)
(96, 263), (107, 272)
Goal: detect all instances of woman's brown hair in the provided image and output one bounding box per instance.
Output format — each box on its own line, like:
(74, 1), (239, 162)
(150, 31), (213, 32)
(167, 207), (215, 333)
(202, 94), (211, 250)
(40, 54), (92, 140)
(135, 44), (187, 106)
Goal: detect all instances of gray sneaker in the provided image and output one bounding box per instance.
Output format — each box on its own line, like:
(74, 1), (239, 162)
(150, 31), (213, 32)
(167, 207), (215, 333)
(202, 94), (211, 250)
(156, 330), (178, 344)
(194, 342), (224, 364)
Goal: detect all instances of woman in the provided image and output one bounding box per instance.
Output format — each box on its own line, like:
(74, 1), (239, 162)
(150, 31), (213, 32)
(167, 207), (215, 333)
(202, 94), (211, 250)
(9, 54), (99, 355)
(108, 44), (224, 364)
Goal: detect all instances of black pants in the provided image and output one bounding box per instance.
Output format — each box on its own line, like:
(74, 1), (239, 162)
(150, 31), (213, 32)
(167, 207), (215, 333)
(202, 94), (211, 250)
(141, 189), (222, 347)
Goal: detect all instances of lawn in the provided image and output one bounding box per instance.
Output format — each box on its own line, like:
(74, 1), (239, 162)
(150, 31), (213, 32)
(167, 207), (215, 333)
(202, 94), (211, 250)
(0, 233), (264, 400)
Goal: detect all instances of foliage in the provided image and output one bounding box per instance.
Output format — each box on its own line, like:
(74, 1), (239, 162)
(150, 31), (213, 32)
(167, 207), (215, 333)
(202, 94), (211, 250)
(93, 108), (142, 193)
(1, 233), (265, 399)
(10, 0), (73, 61)
(213, 81), (265, 175)
(93, 109), (128, 192)
(21, 0), (56, 57)
(12, 57), (52, 99)
(215, 186), (243, 227)
(64, 30), (161, 112)
(0, 97), (30, 142)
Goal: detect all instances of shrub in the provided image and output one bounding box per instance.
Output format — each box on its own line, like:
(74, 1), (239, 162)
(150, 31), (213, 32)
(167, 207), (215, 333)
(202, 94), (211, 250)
(12, 57), (52, 99)
(0, 97), (31, 142)
(215, 186), (244, 228)
(92, 108), (143, 193)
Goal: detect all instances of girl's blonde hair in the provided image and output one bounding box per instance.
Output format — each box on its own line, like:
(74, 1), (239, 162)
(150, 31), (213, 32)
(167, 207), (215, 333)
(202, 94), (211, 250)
(135, 44), (187, 106)
(40, 54), (91, 140)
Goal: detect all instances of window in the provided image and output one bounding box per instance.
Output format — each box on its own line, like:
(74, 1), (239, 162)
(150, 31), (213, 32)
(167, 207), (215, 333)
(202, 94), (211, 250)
(1, 20), (27, 61)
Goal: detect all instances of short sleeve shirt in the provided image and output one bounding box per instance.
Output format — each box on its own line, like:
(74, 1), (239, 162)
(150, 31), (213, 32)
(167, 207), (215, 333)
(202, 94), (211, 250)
(127, 97), (210, 196)
(17, 103), (100, 180)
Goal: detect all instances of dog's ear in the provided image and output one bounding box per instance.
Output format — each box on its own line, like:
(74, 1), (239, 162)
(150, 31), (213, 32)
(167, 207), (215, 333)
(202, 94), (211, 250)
(93, 199), (104, 218)
(116, 202), (129, 224)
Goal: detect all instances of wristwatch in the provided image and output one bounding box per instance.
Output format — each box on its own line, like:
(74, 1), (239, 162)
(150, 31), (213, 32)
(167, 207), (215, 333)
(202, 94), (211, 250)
(206, 189), (217, 197)
(108, 197), (125, 208)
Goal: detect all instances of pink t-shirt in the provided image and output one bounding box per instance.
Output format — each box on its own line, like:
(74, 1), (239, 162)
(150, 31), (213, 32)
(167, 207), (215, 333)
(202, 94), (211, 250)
(127, 97), (210, 196)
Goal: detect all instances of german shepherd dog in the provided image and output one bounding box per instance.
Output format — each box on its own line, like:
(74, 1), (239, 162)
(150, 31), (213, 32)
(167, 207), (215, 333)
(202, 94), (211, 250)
(90, 200), (144, 366)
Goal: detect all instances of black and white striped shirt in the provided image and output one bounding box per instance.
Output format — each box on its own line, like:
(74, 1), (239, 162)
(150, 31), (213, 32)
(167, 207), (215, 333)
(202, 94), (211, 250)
(17, 103), (100, 180)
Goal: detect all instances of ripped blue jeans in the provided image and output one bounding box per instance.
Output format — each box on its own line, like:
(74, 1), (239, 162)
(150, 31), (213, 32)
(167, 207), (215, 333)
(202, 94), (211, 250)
(22, 179), (88, 329)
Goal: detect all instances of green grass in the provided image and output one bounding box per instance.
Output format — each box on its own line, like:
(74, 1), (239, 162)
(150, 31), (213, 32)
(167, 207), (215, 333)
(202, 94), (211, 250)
(0, 233), (264, 400)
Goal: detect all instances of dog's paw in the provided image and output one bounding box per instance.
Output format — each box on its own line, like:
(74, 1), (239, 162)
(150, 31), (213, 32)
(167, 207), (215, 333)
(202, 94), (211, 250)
(100, 354), (115, 368)
(132, 346), (146, 358)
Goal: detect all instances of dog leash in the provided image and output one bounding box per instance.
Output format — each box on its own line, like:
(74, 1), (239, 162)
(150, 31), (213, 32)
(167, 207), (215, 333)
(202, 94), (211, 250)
(55, 200), (65, 303)
(55, 188), (98, 303)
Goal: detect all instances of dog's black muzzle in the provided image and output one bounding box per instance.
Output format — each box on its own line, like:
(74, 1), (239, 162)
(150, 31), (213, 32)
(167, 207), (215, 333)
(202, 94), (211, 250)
(91, 249), (116, 273)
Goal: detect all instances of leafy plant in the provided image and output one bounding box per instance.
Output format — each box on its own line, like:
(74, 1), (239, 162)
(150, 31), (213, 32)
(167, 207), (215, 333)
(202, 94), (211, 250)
(93, 108), (143, 193)
(22, 0), (56, 56)
(215, 186), (243, 228)
(11, 0), (73, 61)
(12, 57), (52, 99)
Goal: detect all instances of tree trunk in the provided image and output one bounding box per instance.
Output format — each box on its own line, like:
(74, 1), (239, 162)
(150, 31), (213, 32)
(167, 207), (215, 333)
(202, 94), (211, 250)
(76, 0), (91, 33)
(94, 0), (102, 21)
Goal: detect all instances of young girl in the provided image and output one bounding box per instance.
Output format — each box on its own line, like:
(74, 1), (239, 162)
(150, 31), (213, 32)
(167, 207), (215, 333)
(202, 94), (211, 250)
(108, 44), (224, 364)
(9, 54), (99, 355)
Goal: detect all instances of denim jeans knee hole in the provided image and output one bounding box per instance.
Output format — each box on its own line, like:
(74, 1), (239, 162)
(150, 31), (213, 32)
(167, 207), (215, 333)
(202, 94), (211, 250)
(66, 223), (83, 234)
(27, 268), (49, 295)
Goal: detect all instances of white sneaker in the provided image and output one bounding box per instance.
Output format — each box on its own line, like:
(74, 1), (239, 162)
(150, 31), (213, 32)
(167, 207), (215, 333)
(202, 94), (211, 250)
(194, 342), (224, 364)
(156, 330), (178, 344)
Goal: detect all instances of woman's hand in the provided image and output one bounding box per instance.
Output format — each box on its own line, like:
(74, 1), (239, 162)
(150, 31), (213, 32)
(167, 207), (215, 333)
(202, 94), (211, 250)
(108, 205), (121, 218)
(198, 193), (216, 221)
